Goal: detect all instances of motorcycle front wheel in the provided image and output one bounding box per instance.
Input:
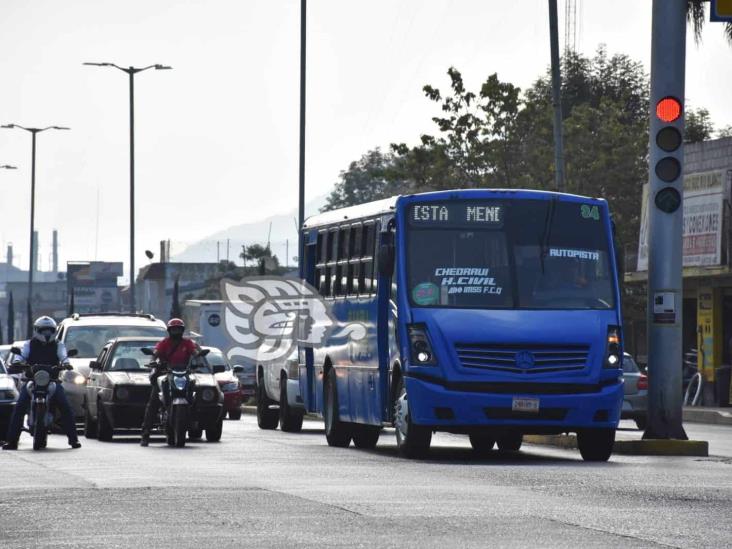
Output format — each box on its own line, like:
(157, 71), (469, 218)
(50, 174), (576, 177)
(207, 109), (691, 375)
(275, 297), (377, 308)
(172, 405), (188, 448)
(33, 403), (48, 451)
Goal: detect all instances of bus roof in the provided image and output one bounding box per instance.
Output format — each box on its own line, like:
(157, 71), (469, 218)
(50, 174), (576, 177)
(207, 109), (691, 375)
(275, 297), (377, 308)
(303, 196), (398, 229)
(302, 189), (604, 229)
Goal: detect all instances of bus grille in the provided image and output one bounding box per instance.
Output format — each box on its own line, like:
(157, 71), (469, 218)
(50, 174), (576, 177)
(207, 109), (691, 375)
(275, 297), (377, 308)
(455, 343), (589, 374)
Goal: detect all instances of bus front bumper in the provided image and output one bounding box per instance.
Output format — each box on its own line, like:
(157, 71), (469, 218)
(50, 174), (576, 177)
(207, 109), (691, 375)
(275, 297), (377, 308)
(405, 375), (623, 432)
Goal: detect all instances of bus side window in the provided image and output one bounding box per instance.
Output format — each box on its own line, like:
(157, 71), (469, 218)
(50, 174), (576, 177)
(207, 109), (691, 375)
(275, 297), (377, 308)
(315, 231), (327, 294)
(361, 222), (376, 295)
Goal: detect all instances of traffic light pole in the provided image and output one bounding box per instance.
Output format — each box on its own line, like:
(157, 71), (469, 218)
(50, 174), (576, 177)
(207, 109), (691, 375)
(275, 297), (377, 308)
(644, 0), (688, 440)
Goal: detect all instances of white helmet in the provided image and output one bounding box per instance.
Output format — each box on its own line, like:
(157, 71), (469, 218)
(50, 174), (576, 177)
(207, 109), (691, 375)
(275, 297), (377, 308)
(33, 316), (58, 343)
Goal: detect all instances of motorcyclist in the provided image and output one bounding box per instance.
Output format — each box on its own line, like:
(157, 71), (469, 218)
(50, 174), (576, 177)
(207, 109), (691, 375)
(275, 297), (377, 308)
(140, 318), (199, 446)
(2, 316), (81, 450)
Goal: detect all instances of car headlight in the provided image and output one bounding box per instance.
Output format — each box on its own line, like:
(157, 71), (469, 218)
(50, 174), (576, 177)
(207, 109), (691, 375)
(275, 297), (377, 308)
(200, 387), (215, 402)
(73, 372), (86, 385)
(115, 386), (130, 401)
(221, 381), (239, 392)
(0, 388), (18, 401)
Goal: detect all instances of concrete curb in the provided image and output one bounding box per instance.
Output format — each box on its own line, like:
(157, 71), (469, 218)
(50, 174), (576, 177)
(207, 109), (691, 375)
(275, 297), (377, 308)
(524, 434), (709, 456)
(683, 407), (732, 426)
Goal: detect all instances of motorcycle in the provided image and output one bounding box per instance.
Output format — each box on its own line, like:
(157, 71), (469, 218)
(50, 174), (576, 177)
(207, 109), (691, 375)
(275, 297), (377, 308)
(141, 347), (211, 448)
(9, 346), (78, 451)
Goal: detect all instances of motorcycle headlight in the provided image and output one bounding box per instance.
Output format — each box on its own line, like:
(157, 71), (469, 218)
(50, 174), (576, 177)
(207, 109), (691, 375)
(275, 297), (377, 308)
(200, 387), (215, 402)
(33, 370), (51, 387)
(115, 386), (130, 401)
(173, 377), (187, 390)
(221, 381), (239, 392)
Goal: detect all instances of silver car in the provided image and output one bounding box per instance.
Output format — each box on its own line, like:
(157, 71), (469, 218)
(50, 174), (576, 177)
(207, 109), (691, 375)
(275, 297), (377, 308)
(621, 352), (648, 430)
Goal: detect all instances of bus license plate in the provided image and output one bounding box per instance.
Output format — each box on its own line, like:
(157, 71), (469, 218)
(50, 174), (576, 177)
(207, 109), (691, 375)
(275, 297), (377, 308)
(512, 397), (540, 413)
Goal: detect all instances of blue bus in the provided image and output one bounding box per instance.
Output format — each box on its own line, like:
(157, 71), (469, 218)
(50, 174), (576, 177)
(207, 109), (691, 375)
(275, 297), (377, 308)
(297, 189), (624, 461)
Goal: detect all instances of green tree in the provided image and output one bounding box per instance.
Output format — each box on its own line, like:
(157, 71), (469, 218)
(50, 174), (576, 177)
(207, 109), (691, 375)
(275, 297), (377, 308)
(322, 149), (403, 212)
(688, 1), (732, 44)
(685, 107), (714, 142)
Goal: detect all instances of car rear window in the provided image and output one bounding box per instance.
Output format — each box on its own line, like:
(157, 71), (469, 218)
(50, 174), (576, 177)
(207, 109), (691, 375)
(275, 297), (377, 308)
(622, 356), (640, 374)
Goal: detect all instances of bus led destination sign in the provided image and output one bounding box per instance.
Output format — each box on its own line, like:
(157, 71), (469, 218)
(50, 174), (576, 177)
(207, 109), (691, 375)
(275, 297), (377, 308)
(409, 202), (504, 227)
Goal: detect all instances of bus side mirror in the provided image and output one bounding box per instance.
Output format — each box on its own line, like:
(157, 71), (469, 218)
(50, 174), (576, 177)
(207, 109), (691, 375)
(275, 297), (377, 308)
(378, 244), (395, 277)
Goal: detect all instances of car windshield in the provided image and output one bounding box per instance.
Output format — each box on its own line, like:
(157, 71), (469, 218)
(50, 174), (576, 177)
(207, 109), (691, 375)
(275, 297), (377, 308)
(65, 325), (167, 358)
(407, 199), (615, 310)
(107, 341), (157, 371)
(622, 355), (640, 374)
(205, 350), (230, 371)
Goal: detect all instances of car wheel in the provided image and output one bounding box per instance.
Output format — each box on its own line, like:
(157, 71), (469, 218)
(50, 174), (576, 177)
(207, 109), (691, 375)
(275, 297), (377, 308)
(469, 434), (495, 455)
(352, 425), (380, 449)
(324, 368), (352, 447)
(279, 379), (303, 433)
(97, 400), (113, 442)
(577, 428), (615, 462)
(206, 418), (223, 442)
(394, 377), (431, 459)
(229, 408), (242, 421)
(84, 399), (98, 439)
(256, 376), (279, 430)
(496, 432), (522, 453)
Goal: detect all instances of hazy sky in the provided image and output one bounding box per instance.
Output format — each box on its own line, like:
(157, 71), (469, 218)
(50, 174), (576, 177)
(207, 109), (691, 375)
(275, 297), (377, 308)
(1, 0), (730, 279)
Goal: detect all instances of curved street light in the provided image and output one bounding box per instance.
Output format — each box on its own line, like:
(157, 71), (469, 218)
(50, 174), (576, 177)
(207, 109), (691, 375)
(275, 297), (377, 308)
(1, 123), (70, 336)
(83, 61), (172, 312)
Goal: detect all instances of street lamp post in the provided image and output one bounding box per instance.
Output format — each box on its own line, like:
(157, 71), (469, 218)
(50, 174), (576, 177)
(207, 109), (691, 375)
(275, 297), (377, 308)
(83, 62), (171, 313)
(1, 124), (70, 337)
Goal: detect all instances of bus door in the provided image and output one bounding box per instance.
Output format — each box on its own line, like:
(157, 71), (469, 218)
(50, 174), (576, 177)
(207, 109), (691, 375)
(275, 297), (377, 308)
(377, 221), (396, 423)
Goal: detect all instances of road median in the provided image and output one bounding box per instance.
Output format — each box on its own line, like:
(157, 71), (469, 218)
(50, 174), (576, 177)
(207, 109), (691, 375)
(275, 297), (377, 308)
(524, 434), (709, 456)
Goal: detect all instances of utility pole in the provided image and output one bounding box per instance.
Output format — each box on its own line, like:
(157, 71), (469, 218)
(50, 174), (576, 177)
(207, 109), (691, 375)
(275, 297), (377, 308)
(644, 0), (687, 440)
(548, 0), (565, 192)
(298, 0), (307, 273)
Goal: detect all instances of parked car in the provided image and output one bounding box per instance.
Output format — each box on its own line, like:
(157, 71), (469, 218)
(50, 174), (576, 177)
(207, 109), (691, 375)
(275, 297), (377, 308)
(621, 352), (648, 430)
(56, 313), (168, 420)
(0, 356), (19, 440)
(203, 346), (244, 420)
(84, 337), (223, 442)
(256, 348), (305, 433)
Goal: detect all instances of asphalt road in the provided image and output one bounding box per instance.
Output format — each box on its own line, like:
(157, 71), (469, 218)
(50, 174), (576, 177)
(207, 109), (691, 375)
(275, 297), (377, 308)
(1, 416), (731, 549)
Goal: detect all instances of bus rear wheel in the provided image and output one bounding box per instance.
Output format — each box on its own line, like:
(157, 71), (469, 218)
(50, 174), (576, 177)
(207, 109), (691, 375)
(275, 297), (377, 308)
(394, 377), (431, 459)
(256, 377), (279, 430)
(469, 434), (495, 455)
(577, 428), (615, 462)
(496, 432), (522, 453)
(352, 425), (380, 449)
(324, 368), (352, 447)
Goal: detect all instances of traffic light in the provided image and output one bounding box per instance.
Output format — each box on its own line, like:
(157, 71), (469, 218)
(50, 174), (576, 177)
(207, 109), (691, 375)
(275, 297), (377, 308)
(653, 96), (683, 213)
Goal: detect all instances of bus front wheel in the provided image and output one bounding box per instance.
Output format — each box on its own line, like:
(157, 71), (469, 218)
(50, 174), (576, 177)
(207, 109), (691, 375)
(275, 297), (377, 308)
(394, 378), (431, 459)
(577, 428), (615, 462)
(324, 369), (352, 447)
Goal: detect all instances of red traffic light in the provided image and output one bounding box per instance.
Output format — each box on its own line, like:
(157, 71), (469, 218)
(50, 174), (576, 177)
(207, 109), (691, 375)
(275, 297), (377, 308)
(656, 97), (682, 123)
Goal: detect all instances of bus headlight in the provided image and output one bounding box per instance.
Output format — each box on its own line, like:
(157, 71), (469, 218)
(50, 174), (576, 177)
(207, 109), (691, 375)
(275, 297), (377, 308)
(604, 326), (621, 369)
(408, 324), (437, 366)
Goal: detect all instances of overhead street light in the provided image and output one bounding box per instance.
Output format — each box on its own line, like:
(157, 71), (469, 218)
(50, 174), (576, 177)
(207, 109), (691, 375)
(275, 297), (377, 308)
(2, 123), (70, 337)
(83, 61), (172, 313)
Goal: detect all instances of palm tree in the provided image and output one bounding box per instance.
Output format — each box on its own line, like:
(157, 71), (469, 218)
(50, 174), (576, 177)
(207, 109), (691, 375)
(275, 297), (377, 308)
(688, 1), (732, 44)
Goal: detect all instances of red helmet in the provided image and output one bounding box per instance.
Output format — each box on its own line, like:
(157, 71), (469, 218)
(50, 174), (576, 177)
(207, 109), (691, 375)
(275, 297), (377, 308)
(167, 318), (185, 331)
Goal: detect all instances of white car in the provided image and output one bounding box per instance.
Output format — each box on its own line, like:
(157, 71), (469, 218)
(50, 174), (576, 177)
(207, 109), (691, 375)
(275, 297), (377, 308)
(256, 347), (305, 433)
(56, 313), (168, 420)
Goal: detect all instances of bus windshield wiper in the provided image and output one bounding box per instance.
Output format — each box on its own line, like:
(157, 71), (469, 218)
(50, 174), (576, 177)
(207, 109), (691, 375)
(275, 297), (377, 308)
(539, 198), (557, 274)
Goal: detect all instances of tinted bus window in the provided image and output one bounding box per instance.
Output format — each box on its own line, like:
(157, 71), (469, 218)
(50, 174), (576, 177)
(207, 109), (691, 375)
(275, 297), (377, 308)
(407, 200), (614, 309)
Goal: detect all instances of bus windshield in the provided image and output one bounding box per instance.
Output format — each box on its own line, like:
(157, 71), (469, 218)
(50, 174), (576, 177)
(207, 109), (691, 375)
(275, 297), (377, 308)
(407, 199), (615, 310)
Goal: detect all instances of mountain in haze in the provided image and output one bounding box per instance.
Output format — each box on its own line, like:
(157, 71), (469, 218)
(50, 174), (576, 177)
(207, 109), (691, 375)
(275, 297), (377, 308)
(172, 194), (328, 265)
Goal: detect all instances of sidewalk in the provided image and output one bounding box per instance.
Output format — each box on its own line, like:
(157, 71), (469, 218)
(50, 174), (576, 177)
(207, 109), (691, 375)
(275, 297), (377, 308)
(683, 406), (732, 426)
